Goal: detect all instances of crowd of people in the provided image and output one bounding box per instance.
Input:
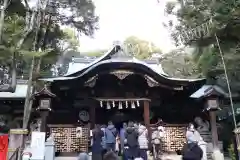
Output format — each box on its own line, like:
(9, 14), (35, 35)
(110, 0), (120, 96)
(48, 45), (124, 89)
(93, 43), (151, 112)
(78, 120), (207, 160)
(89, 121), (149, 160)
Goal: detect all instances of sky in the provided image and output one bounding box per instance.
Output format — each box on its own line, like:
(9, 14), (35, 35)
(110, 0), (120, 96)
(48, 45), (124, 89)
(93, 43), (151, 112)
(78, 0), (176, 53)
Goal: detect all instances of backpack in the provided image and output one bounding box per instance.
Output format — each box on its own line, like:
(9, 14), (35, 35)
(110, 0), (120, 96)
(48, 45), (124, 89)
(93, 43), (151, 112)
(126, 130), (138, 147)
(152, 131), (161, 145)
(182, 143), (202, 160)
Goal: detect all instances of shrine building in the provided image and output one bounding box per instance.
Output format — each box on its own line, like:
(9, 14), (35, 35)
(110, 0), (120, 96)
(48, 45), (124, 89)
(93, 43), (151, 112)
(38, 45), (207, 153)
(0, 45), (226, 156)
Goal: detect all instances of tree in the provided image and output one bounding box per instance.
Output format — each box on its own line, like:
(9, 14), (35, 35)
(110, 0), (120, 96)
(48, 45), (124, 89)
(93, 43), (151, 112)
(0, 0), (99, 150)
(164, 0), (240, 132)
(0, 0), (98, 89)
(160, 48), (201, 78)
(60, 28), (80, 52)
(52, 27), (81, 76)
(82, 49), (107, 57)
(164, 0), (240, 91)
(0, 0), (10, 42)
(124, 36), (162, 59)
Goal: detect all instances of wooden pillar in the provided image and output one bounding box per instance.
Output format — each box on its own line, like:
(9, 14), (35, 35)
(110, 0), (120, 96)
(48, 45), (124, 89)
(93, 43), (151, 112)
(90, 106), (95, 129)
(144, 100), (151, 145)
(209, 111), (219, 149)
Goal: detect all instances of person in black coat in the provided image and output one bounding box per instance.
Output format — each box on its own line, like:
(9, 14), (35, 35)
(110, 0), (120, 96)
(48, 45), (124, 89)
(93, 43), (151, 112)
(124, 122), (139, 159)
(181, 142), (203, 160)
(92, 124), (104, 160)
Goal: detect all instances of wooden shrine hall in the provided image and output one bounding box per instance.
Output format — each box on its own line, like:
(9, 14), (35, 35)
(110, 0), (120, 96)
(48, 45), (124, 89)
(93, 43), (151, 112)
(35, 45), (218, 154)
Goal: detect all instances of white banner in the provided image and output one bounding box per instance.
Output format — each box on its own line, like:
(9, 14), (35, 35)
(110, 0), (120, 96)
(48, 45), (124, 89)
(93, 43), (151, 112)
(30, 132), (46, 160)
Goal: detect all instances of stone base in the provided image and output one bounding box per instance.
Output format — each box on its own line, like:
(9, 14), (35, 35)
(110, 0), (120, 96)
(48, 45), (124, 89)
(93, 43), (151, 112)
(212, 149), (224, 160)
(207, 141), (223, 152)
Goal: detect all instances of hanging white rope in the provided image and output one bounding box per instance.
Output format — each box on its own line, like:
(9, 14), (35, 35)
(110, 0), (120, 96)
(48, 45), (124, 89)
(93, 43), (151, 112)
(215, 33), (237, 129)
(179, 19), (213, 43)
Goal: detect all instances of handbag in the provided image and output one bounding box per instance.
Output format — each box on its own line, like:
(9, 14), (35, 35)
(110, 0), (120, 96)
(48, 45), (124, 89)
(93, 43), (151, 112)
(152, 131), (160, 144)
(153, 138), (160, 145)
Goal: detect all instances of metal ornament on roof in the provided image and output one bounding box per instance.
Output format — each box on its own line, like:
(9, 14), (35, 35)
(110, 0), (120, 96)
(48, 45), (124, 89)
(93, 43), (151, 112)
(144, 75), (159, 87)
(84, 75), (98, 87)
(112, 41), (140, 57)
(110, 70), (134, 80)
(122, 42), (140, 56)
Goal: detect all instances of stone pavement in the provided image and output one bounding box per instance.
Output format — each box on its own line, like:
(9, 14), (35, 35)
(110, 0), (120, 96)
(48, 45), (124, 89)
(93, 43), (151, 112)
(55, 155), (231, 160)
(55, 155), (182, 160)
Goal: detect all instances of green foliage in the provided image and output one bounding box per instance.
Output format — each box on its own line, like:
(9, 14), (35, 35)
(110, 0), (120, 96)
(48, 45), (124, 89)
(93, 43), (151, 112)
(164, 0), (240, 90)
(61, 28), (79, 51)
(19, 48), (54, 57)
(161, 49), (201, 78)
(83, 49), (107, 57)
(228, 143), (236, 160)
(124, 36), (162, 59)
(0, 0), (98, 78)
(51, 0), (98, 36)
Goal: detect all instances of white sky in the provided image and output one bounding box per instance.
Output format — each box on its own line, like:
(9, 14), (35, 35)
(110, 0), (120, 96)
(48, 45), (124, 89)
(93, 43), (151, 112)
(78, 0), (176, 53)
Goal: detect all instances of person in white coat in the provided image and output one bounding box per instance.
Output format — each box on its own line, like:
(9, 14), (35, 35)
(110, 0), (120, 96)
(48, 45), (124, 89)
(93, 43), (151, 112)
(186, 123), (207, 160)
(138, 123), (148, 160)
(152, 125), (165, 159)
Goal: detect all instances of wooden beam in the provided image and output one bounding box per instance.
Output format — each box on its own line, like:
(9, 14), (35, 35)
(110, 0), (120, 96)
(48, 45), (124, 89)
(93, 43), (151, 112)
(95, 98), (151, 101)
(48, 124), (75, 128)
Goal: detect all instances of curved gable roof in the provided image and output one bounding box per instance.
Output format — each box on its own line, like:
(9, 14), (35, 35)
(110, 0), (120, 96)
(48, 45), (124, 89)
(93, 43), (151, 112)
(40, 45), (205, 85)
(65, 45), (122, 77)
(66, 56), (168, 77)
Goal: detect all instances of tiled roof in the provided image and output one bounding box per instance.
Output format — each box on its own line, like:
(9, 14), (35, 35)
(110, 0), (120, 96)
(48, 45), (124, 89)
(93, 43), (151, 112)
(0, 84), (28, 99)
(190, 85), (229, 98)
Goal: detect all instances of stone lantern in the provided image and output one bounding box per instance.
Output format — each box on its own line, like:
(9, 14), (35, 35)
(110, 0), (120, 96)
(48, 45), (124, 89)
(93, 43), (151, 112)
(191, 85), (225, 160)
(32, 85), (56, 132)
